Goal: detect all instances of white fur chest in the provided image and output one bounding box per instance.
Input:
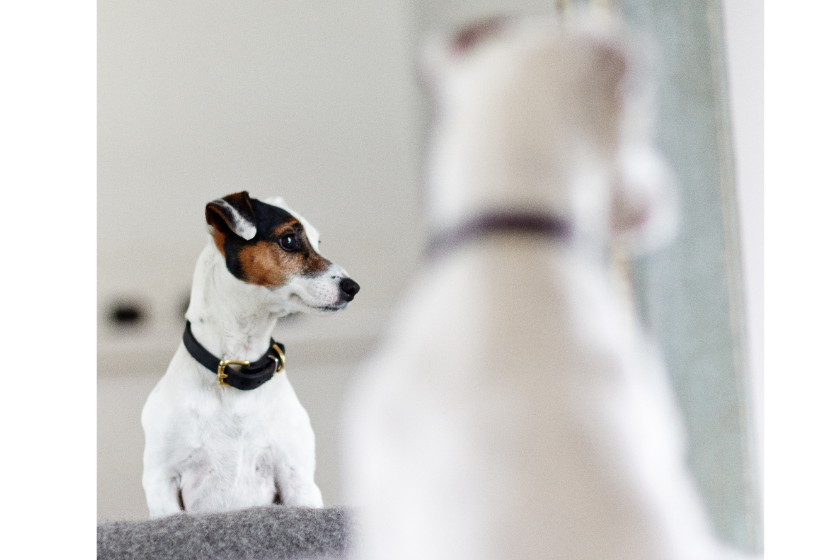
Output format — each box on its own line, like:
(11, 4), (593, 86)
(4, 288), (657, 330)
(345, 241), (724, 560)
(174, 388), (280, 513)
(142, 346), (320, 516)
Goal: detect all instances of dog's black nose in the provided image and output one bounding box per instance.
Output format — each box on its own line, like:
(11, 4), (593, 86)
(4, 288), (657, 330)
(339, 278), (360, 301)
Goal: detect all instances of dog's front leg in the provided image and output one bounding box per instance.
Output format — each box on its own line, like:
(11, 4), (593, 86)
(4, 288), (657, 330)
(274, 466), (323, 507)
(142, 469), (184, 518)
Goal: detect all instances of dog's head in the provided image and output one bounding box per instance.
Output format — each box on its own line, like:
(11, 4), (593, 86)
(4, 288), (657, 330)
(421, 14), (678, 254)
(205, 191), (360, 314)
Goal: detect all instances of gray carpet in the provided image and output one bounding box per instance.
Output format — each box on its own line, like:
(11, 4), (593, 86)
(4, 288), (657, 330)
(97, 506), (352, 560)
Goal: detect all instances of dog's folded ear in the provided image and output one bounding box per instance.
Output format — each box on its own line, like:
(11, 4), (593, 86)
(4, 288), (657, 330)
(419, 16), (510, 92)
(206, 192), (258, 241)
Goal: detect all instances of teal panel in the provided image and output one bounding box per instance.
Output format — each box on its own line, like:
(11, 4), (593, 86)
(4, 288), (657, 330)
(617, 0), (762, 553)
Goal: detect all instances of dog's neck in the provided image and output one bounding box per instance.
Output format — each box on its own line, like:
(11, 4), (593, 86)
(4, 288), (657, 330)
(184, 243), (289, 362)
(427, 135), (615, 243)
(425, 107), (616, 242)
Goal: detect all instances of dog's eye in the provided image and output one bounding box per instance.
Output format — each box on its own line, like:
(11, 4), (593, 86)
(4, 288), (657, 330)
(279, 234), (300, 252)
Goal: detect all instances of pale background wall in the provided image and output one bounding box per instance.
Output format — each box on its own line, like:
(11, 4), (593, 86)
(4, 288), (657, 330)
(97, 0), (762, 540)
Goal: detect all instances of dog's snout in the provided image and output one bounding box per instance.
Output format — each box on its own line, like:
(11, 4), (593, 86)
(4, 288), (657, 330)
(339, 278), (360, 301)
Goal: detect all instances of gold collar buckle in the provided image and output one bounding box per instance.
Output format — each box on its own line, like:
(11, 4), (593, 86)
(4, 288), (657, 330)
(217, 359), (250, 387)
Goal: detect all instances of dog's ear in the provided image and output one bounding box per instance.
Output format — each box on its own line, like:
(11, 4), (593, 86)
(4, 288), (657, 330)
(610, 144), (679, 254)
(419, 16), (509, 91)
(206, 191), (258, 241)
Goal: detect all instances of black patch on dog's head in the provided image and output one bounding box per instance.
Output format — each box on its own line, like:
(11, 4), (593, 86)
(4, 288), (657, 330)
(205, 192), (330, 286)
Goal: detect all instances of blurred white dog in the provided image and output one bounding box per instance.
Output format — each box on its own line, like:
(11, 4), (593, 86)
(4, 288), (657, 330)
(344, 14), (753, 560)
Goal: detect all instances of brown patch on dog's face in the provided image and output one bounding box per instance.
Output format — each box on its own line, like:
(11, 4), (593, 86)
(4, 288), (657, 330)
(238, 241), (291, 286)
(236, 220), (330, 287)
(210, 227), (228, 256)
(271, 223), (331, 277)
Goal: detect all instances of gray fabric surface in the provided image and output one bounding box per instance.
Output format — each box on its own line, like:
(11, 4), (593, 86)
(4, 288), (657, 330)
(97, 506), (352, 560)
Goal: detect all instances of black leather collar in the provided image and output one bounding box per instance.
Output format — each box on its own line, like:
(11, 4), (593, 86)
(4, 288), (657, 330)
(427, 212), (573, 258)
(183, 321), (285, 391)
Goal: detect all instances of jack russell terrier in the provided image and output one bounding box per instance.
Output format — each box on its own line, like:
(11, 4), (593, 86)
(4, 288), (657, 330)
(344, 15), (754, 560)
(142, 191), (359, 517)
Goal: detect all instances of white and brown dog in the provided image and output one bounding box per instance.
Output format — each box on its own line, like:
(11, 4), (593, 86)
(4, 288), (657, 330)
(142, 191), (359, 517)
(344, 15), (752, 560)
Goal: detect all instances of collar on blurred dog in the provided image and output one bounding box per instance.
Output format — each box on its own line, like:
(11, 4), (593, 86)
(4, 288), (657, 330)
(183, 321), (285, 390)
(427, 212), (573, 258)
